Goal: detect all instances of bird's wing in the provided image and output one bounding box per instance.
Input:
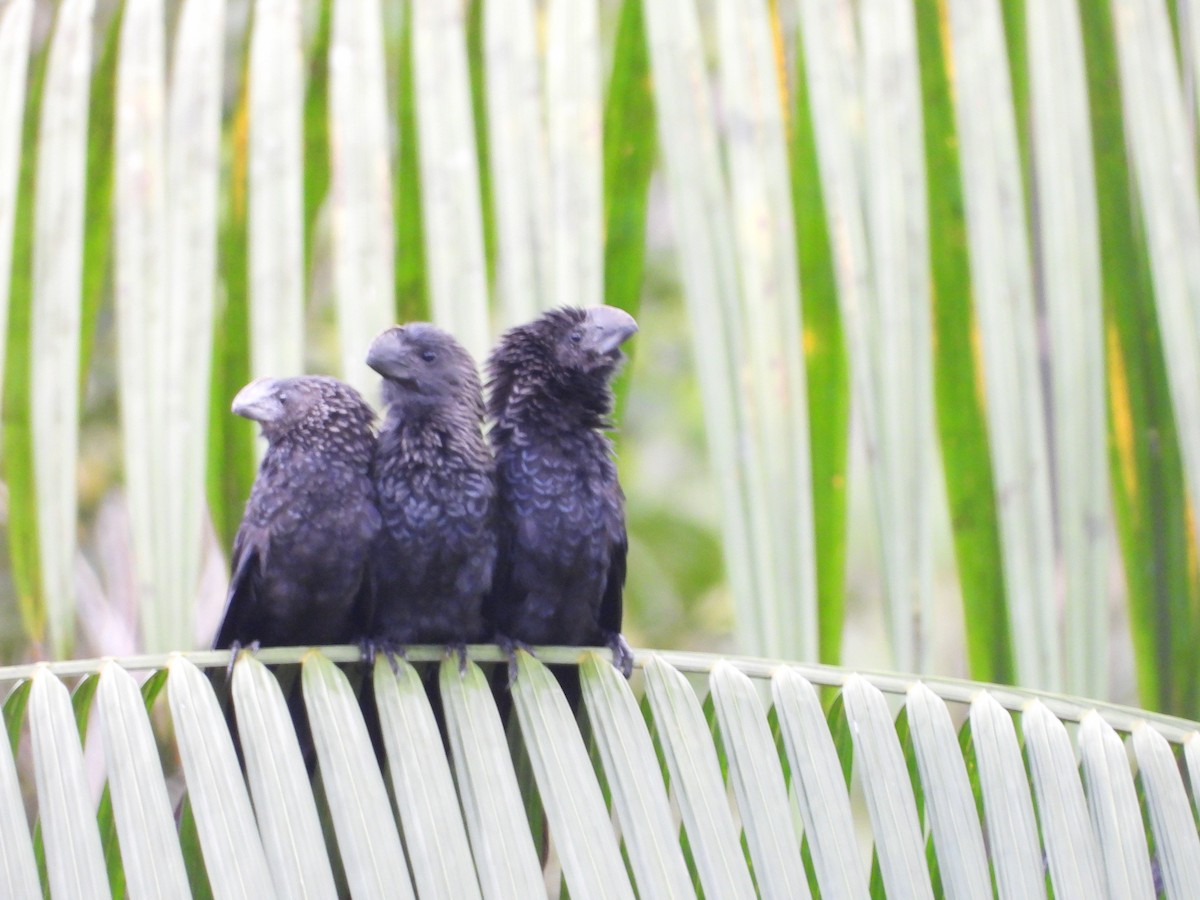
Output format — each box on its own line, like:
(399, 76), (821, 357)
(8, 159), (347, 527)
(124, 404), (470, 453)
(212, 524), (268, 650)
(598, 531), (627, 636)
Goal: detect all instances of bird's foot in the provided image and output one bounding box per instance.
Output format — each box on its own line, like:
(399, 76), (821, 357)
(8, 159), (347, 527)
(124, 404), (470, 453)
(358, 637), (378, 666)
(376, 642), (407, 675)
(606, 632), (634, 678)
(225, 640), (261, 680)
(445, 642), (470, 674)
(496, 634), (534, 686)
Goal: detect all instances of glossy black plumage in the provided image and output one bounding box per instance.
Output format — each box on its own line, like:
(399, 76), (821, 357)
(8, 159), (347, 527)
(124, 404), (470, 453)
(485, 305), (638, 686)
(365, 323), (496, 658)
(213, 375), (380, 652)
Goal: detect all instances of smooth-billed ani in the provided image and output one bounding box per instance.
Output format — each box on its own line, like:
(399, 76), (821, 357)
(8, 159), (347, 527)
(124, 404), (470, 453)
(485, 305), (638, 694)
(213, 375), (380, 653)
(365, 323), (497, 662)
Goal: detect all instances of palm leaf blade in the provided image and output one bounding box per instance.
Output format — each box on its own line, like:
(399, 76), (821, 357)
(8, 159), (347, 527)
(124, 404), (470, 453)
(1132, 721), (1200, 896)
(545, 0), (602, 311)
(300, 651), (413, 900)
(97, 661), (189, 898)
(31, 0), (94, 658)
(643, 656), (755, 899)
(167, 655), (277, 899)
(511, 651), (634, 900)
(1078, 712), (1155, 898)
(580, 653), (695, 898)
(946, 0), (1057, 690)
(115, 0), (168, 652)
(483, 0), (551, 323)
(0, 679), (36, 899)
(843, 675), (933, 897)
(771, 667), (867, 896)
(1110, 0), (1200, 659)
(640, 0), (766, 654)
(439, 657), (544, 899)
(29, 667), (107, 899)
(862, 0), (938, 674)
(0, 0), (32, 403)
(1027, 0), (1108, 700)
(161, 0), (227, 651)
(327, 0), (395, 392)
(1022, 700), (1105, 895)
(411, 0), (489, 360)
(970, 691), (1044, 899)
(709, 661), (808, 898)
(718, 0), (815, 662)
(247, 0), (304, 382)
(374, 658), (482, 900)
(231, 656), (337, 899)
(904, 683), (990, 898)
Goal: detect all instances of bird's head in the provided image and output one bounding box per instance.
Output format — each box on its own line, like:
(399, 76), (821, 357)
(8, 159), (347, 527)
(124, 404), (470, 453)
(232, 375), (375, 449)
(486, 305), (638, 426)
(367, 323), (483, 416)
(544, 305), (638, 376)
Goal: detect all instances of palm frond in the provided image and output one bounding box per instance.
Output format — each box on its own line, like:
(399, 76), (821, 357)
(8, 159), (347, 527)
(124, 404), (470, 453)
(4, 648), (1200, 895)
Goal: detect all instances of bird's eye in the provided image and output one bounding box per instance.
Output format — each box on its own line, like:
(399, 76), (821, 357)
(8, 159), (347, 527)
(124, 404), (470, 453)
(570, 331), (583, 343)
(278, 393), (288, 405)
(421, 350), (436, 363)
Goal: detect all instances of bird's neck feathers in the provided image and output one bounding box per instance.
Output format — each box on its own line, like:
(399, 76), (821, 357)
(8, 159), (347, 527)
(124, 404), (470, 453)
(382, 377), (483, 416)
(487, 349), (615, 434)
(263, 411), (375, 472)
(379, 400), (489, 463)
(382, 380), (485, 431)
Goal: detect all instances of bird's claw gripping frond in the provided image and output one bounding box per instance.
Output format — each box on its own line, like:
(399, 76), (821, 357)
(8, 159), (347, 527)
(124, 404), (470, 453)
(496, 634), (534, 686)
(376, 642), (407, 675)
(359, 638), (378, 666)
(446, 643), (470, 674)
(606, 632), (634, 678)
(225, 640), (261, 680)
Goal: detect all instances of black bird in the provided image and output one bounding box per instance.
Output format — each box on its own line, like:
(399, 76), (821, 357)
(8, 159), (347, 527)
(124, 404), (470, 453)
(213, 375), (380, 654)
(486, 305), (638, 702)
(365, 323), (497, 665)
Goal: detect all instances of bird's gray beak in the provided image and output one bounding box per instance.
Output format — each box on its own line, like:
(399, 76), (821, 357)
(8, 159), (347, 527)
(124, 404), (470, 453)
(583, 305), (638, 355)
(366, 328), (409, 381)
(231, 377), (285, 423)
